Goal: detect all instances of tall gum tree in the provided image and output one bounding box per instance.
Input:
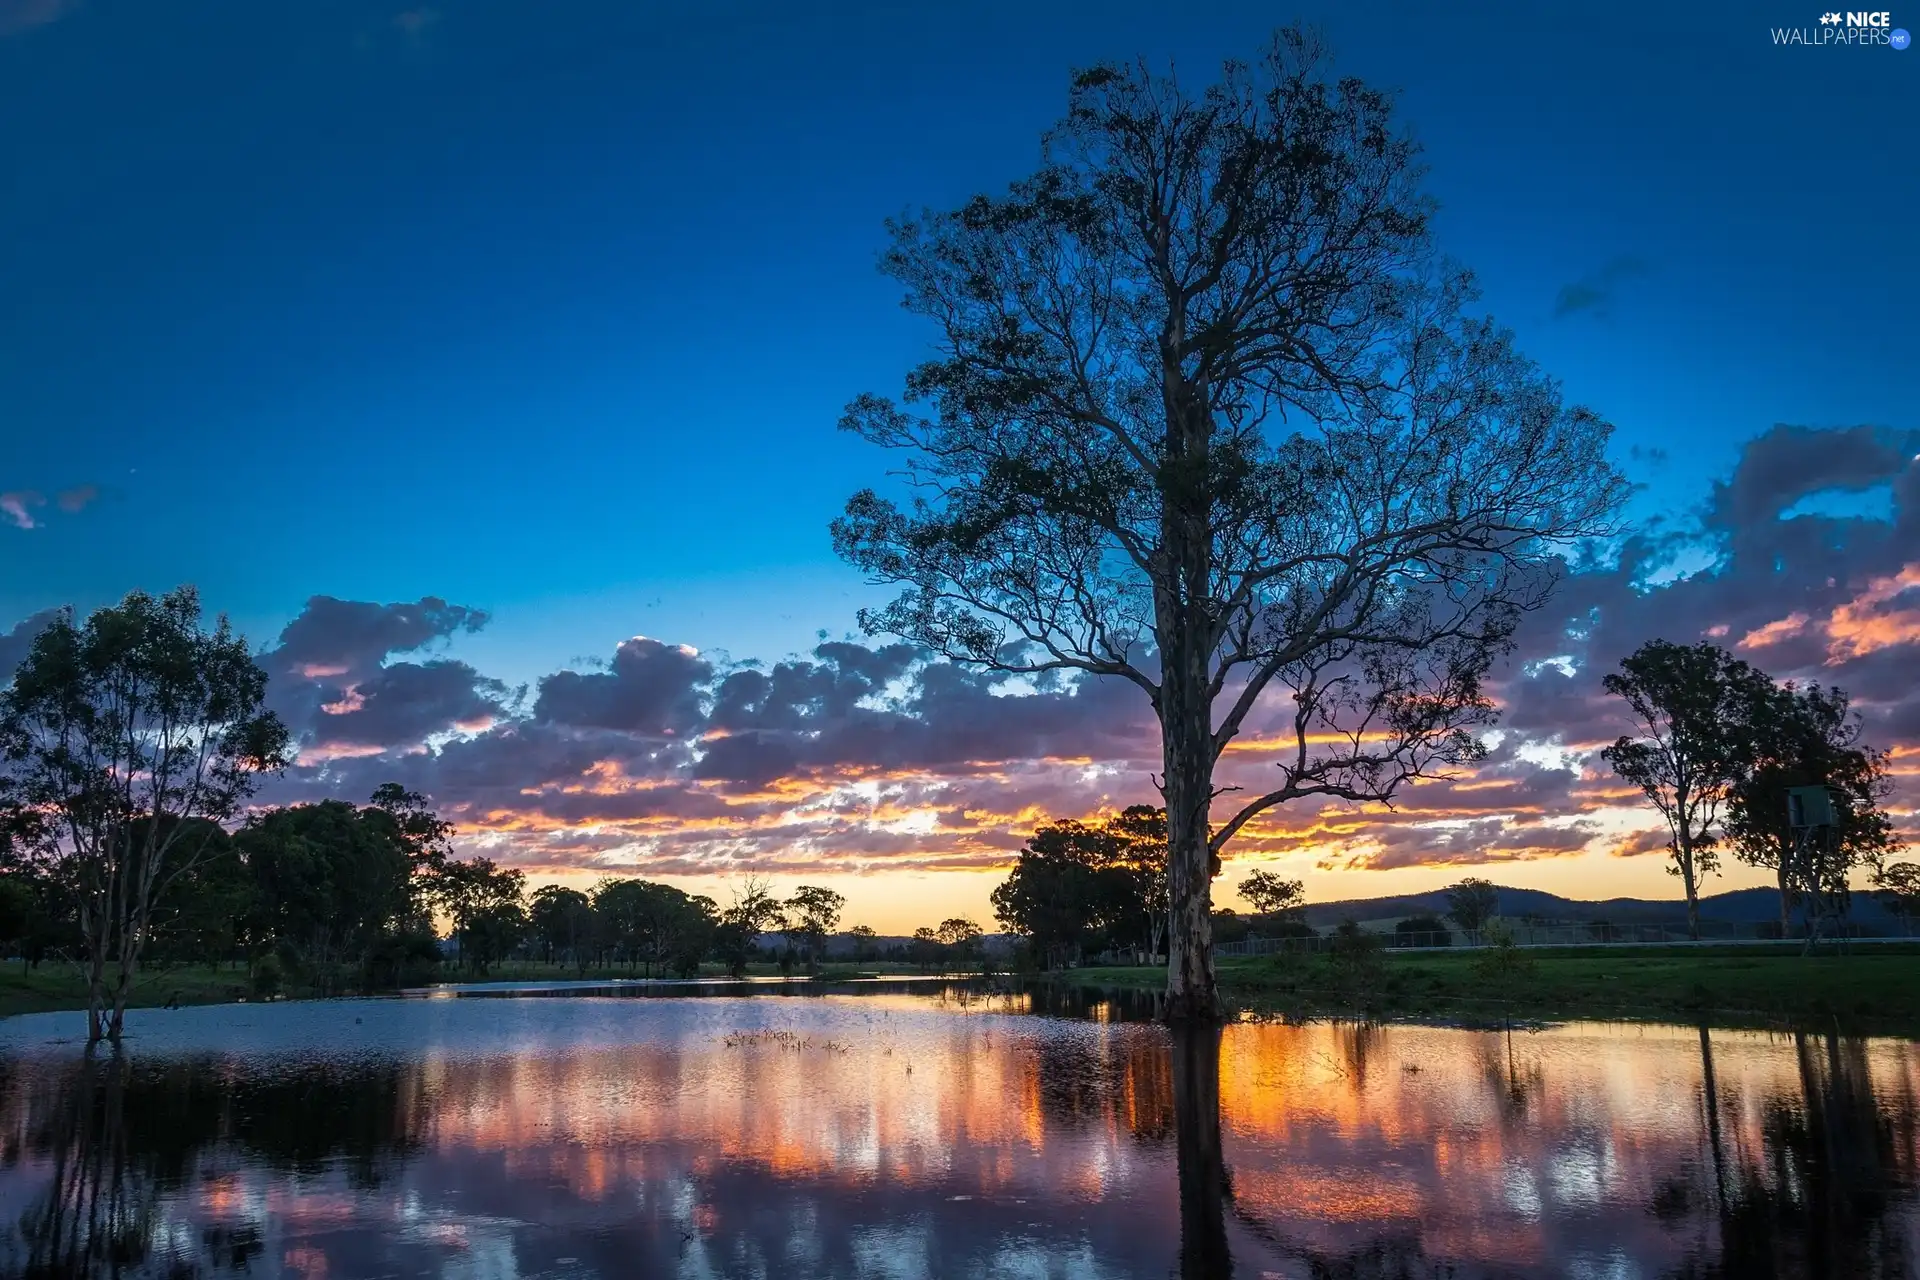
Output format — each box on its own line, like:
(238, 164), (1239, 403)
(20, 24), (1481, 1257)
(0, 587), (289, 1041)
(834, 32), (1627, 1020)
(1601, 640), (1778, 941)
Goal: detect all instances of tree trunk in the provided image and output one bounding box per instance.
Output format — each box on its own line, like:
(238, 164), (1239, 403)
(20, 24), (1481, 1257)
(1777, 859), (1793, 935)
(1162, 681), (1219, 1022)
(81, 908), (109, 1045)
(1676, 836), (1701, 941)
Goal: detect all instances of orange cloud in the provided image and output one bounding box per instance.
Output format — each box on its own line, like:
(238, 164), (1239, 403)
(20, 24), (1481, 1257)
(1738, 611), (1811, 649)
(1826, 563), (1920, 661)
(1737, 562), (1920, 663)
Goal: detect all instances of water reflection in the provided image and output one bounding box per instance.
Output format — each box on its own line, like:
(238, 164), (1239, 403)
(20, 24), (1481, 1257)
(0, 992), (1912, 1278)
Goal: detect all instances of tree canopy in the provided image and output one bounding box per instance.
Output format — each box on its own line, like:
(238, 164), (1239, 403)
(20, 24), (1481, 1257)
(0, 586), (290, 1040)
(1602, 640), (1777, 940)
(836, 31), (1625, 1018)
(1725, 681), (1899, 937)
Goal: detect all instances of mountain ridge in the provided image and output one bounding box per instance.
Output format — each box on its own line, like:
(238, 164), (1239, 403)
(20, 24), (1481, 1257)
(1291, 884), (1903, 929)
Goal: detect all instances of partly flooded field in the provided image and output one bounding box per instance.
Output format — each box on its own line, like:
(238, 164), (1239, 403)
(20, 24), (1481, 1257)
(0, 984), (1915, 1277)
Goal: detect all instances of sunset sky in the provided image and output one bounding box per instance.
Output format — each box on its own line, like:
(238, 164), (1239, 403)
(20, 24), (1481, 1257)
(2, 0), (1915, 932)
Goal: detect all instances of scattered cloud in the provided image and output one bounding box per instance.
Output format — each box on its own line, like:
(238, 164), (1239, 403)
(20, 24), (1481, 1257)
(1, 482), (107, 529)
(5, 425), (1916, 887)
(0, 0), (79, 38)
(0, 492), (42, 530)
(393, 8), (439, 37)
(1553, 256), (1650, 320)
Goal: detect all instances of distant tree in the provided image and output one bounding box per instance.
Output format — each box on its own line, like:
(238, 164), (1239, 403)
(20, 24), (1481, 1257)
(1602, 640), (1775, 940)
(529, 885), (595, 971)
(936, 917), (983, 970)
(714, 874), (784, 977)
(1238, 869), (1305, 919)
(590, 878), (651, 972)
(238, 800), (424, 992)
(431, 857), (526, 974)
(143, 818), (249, 966)
(1724, 682), (1900, 936)
(991, 808), (1172, 967)
(676, 895), (719, 976)
(832, 33), (1625, 1020)
(0, 874), (33, 959)
(847, 923), (879, 962)
(365, 783), (455, 925)
(1446, 878), (1500, 934)
(236, 794), (453, 997)
(783, 885), (847, 971)
(1394, 914), (1450, 947)
(0, 587), (290, 1041)
(1877, 864), (1920, 936)
(909, 926), (942, 971)
(461, 899), (527, 974)
(1102, 806), (1170, 959)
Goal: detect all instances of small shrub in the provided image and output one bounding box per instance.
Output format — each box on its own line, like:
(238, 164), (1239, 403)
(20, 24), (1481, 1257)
(1327, 919), (1385, 996)
(251, 953), (283, 1001)
(1473, 922), (1536, 985)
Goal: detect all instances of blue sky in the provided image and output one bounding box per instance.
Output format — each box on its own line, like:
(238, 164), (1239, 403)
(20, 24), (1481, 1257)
(1, 1), (1916, 925)
(3, 0), (1913, 686)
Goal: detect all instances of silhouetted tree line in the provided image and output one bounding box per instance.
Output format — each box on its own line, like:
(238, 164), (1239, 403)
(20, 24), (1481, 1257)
(0, 589), (897, 1040)
(1603, 639), (1909, 941)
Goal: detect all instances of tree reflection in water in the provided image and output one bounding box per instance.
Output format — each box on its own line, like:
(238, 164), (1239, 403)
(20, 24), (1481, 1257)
(1664, 1027), (1918, 1278)
(0, 997), (1913, 1279)
(1172, 1022), (1233, 1278)
(0, 1052), (424, 1278)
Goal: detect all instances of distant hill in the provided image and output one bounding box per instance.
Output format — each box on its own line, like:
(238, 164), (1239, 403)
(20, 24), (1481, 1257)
(1294, 884), (1903, 930)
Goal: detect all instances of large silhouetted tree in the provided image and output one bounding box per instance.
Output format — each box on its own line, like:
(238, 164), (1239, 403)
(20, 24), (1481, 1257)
(1602, 640), (1775, 940)
(0, 588), (289, 1041)
(1724, 682), (1900, 938)
(835, 32), (1625, 1018)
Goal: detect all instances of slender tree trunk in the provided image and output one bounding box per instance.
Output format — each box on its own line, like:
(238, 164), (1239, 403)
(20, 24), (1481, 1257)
(1162, 686), (1219, 1022)
(80, 905), (109, 1045)
(1676, 835), (1701, 941)
(1777, 859), (1793, 935)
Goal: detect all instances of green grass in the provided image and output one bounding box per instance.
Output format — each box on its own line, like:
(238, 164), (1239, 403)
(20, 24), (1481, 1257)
(19, 948), (1912, 1031)
(0, 958), (957, 1021)
(430, 960), (931, 984)
(0, 962), (251, 1020)
(1071, 944), (1920, 1029)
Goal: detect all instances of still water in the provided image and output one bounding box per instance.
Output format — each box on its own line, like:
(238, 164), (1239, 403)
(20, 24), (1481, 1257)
(0, 982), (1916, 1278)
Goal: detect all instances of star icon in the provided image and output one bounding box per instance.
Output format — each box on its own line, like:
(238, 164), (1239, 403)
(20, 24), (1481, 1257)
(1820, 11), (1842, 22)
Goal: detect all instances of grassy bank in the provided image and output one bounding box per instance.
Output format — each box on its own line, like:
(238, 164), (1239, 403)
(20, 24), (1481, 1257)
(0, 964), (250, 1021)
(0, 960), (941, 1021)
(1071, 945), (1920, 1028)
(14, 949), (1918, 1030)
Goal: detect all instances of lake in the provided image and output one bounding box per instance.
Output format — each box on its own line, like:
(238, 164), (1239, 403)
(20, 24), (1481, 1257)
(0, 981), (1916, 1278)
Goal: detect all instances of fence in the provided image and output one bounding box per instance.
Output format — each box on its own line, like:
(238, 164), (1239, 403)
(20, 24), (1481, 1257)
(1213, 920), (1912, 957)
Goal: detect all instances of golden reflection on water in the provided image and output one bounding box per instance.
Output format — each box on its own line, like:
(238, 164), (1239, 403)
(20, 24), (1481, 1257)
(0, 994), (1916, 1277)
